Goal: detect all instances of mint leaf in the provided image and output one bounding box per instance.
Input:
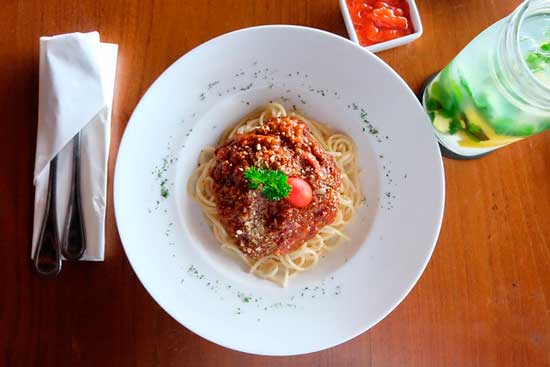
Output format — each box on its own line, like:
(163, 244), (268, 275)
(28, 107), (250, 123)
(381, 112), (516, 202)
(449, 118), (461, 135)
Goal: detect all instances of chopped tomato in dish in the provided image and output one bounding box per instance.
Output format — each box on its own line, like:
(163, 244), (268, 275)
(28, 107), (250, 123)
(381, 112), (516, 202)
(346, 0), (414, 46)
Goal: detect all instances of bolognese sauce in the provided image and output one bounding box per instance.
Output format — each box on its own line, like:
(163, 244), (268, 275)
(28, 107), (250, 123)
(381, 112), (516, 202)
(210, 116), (342, 259)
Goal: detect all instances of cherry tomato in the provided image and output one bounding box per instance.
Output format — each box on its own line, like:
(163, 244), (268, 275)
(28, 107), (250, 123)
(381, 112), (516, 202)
(286, 177), (313, 208)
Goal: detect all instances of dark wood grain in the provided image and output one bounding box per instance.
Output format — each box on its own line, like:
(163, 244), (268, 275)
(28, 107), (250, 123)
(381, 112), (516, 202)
(1, 1), (549, 366)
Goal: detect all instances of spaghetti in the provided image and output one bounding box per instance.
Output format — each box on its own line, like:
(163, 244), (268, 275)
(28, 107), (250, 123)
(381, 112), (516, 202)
(188, 103), (362, 286)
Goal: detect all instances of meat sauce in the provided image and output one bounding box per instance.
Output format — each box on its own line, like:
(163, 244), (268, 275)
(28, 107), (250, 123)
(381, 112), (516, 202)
(210, 116), (342, 259)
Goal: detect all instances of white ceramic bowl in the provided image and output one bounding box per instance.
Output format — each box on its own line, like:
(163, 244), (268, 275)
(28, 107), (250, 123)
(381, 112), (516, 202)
(339, 0), (423, 53)
(114, 25), (444, 356)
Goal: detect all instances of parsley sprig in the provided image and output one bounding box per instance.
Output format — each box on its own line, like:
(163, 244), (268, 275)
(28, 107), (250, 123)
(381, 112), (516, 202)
(244, 167), (291, 201)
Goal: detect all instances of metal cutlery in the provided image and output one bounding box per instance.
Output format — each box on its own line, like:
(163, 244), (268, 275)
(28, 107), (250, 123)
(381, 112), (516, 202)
(33, 133), (87, 276)
(62, 132), (86, 260)
(33, 157), (62, 277)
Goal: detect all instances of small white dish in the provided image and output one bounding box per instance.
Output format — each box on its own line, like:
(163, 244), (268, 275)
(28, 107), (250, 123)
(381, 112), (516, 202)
(339, 0), (424, 53)
(114, 25), (444, 356)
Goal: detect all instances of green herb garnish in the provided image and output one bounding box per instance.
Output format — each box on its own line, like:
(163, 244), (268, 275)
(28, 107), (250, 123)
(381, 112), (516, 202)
(449, 118), (462, 135)
(465, 120), (489, 141)
(160, 179), (169, 198)
(525, 52), (545, 72)
(244, 166), (291, 201)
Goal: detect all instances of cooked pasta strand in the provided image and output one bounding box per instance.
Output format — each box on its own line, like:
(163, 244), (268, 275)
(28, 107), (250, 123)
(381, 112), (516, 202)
(189, 103), (362, 286)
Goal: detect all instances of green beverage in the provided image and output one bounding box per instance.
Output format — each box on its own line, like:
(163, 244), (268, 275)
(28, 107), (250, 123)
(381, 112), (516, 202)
(423, 0), (550, 158)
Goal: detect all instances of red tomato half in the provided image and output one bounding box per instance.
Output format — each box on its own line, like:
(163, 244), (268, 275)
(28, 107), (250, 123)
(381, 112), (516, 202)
(286, 177), (313, 208)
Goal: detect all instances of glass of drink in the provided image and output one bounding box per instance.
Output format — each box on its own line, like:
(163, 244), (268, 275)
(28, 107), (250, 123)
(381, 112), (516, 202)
(422, 0), (550, 159)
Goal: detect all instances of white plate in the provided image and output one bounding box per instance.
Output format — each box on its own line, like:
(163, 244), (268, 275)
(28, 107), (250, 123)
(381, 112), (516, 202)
(114, 25), (444, 356)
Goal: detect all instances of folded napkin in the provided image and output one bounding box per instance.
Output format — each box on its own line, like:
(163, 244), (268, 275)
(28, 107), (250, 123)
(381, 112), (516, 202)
(32, 32), (118, 261)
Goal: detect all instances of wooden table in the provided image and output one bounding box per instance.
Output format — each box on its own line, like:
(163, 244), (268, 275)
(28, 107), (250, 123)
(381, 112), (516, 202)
(2, 1), (549, 366)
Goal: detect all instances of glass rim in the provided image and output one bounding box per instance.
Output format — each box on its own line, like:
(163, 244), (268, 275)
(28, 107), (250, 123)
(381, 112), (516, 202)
(514, 0), (550, 93)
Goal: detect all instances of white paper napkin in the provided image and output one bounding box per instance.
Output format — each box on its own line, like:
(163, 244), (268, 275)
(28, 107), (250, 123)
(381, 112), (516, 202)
(32, 32), (118, 261)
